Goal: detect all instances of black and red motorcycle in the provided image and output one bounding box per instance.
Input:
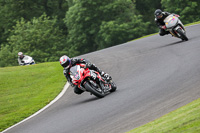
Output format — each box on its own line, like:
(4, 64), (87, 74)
(69, 64), (117, 98)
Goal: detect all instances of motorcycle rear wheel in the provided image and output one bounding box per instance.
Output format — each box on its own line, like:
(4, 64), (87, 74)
(84, 81), (105, 98)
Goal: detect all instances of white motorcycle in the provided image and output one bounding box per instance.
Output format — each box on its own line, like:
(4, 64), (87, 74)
(164, 14), (188, 41)
(21, 56), (35, 65)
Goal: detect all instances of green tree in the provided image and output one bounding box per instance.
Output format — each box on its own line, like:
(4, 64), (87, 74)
(135, 0), (162, 20)
(0, 14), (68, 67)
(0, 0), (42, 44)
(96, 0), (150, 49)
(96, 16), (149, 49)
(64, 0), (150, 56)
(161, 0), (200, 24)
(0, 44), (17, 67)
(135, 0), (162, 33)
(64, 0), (104, 56)
(0, 0), (69, 45)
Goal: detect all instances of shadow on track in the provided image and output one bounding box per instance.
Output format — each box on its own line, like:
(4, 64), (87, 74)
(78, 97), (100, 104)
(59, 96), (100, 111)
(156, 40), (183, 49)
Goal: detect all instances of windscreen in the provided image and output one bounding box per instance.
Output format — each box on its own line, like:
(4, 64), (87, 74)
(22, 56), (32, 63)
(70, 65), (80, 79)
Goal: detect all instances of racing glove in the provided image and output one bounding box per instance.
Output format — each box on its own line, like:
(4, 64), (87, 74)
(161, 25), (166, 29)
(85, 63), (92, 68)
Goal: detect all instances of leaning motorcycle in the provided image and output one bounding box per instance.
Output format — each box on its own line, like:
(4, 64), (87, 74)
(163, 14), (188, 41)
(21, 56), (35, 65)
(69, 64), (117, 98)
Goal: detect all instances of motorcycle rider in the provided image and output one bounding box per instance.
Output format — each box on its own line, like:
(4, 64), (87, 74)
(60, 55), (111, 95)
(18, 52), (35, 65)
(154, 9), (179, 36)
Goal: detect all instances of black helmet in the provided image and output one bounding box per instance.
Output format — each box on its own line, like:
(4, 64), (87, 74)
(154, 9), (163, 19)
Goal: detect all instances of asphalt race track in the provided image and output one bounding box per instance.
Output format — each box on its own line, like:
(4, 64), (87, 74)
(3, 24), (200, 133)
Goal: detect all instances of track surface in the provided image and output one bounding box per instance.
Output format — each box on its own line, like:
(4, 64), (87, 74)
(4, 24), (200, 133)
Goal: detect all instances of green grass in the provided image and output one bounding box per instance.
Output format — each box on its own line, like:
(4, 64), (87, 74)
(185, 21), (200, 26)
(127, 98), (200, 133)
(0, 62), (66, 132)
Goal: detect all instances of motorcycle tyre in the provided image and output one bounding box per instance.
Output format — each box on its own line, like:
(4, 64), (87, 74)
(84, 81), (105, 98)
(109, 80), (117, 92)
(177, 28), (188, 41)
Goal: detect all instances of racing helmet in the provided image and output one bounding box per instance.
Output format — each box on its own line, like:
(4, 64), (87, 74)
(18, 52), (23, 56)
(59, 55), (71, 68)
(18, 52), (24, 58)
(154, 9), (163, 19)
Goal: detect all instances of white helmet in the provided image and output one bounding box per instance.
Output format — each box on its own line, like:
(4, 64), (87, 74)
(18, 52), (23, 56)
(59, 55), (71, 68)
(18, 52), (24, 59)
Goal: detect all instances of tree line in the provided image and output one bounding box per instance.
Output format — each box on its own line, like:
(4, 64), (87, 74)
(0, 0), (199, 67)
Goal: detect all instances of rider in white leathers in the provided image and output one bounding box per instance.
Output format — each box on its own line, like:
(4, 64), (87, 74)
(18, 52), (35, 65)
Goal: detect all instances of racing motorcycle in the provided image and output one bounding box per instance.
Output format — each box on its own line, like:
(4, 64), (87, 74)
(163, 14), (188, 41)
(69, 64), (117, 98)
(21, 56), (35, 65)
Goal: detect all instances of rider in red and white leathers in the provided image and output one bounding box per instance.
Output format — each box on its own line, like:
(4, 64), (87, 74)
(59, 55), (110, 94)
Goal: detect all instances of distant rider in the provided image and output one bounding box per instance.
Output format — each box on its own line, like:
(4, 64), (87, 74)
(154, 9), (179, 36)
(18, 52), (35, 65)
(59, 55), (110, 95)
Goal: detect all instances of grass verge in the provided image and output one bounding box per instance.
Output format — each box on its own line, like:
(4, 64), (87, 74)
(0, 62), (66, 132)
(127, 98), (200, 133)
(185, 21), (200, 26)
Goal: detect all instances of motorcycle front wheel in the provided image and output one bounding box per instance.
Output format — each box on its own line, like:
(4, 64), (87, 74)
(84, 81), (105, 98)
(109, 80), (117, 92)
(177, 28), (188, 41)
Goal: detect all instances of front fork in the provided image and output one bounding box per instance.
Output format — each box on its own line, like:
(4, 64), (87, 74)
(170, 25), (185, 38)
(90, 70), (111, 93)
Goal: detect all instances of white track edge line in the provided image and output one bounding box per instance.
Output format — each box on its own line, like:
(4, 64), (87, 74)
(1, 82), (70, 133)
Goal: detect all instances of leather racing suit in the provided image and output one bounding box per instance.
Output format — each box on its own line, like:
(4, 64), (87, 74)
(155, 11), (171, 36)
